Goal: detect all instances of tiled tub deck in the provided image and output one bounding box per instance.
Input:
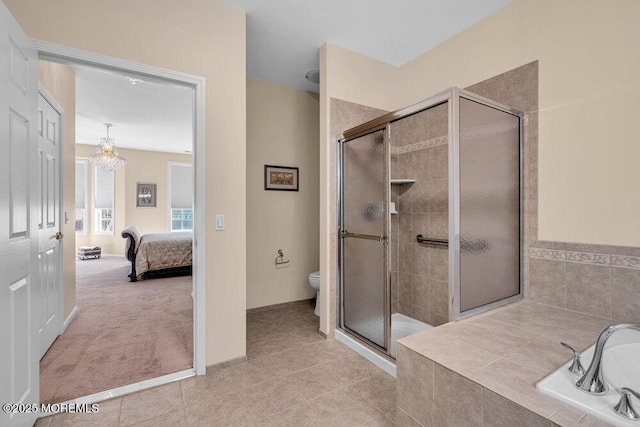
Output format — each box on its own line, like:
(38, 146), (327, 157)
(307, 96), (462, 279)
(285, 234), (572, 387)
(396, 301), (619, 427)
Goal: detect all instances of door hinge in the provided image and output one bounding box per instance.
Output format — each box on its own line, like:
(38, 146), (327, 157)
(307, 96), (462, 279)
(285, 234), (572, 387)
(380, 235), (389, 245)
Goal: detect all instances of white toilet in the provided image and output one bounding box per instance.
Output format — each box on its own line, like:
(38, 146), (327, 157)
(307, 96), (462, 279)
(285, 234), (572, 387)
(308, 271), (320, 316)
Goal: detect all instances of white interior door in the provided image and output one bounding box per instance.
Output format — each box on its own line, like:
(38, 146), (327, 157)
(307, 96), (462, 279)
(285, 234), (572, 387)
(0, 2), (41, 426)
(37, 92), (62, 360)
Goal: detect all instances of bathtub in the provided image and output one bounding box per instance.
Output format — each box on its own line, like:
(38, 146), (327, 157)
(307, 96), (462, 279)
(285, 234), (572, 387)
(335, 313), (433, 377)
(537, 328), (640, 426)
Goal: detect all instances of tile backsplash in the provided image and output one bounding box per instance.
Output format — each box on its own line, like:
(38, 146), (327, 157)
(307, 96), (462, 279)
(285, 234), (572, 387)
(390, 103), (449, 326)
(528, 240), (640, 323)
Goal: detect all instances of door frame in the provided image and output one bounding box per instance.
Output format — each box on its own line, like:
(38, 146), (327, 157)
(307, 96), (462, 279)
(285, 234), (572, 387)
(37, 83), (65, 345)
(33, 40), (208, 378)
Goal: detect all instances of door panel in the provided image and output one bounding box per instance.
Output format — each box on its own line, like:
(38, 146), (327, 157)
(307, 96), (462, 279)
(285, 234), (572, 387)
(342, 237), (387, 348)
(37, 93), (61, 360)
(9, 110), (30, 237)
(340, 129), (389, 351)
(0, 2), (40, 426)
(342, 130), (386, 237)
(458, 98), (520, 312)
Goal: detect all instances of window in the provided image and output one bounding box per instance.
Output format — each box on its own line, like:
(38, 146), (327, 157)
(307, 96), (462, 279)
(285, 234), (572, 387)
(171, 208), (193, 231)
(94, 166), (114, 234)
(75, 160), (88, 234)
(169, 163), (193, 231)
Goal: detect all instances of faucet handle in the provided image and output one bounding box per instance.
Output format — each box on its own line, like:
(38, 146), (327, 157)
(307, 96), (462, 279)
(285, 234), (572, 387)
(613, 387), (640, 420)
(560, 342), (585, 376)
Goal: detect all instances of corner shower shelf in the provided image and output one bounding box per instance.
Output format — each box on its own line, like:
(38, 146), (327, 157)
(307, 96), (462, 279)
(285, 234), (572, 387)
(390, 179), (415, 185)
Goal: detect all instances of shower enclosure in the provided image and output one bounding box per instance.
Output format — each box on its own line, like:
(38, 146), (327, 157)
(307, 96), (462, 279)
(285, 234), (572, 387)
(337, 88), (523, 359)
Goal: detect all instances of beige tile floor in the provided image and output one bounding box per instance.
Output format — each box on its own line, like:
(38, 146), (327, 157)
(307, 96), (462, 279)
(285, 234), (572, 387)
(36, 300), (396, 426)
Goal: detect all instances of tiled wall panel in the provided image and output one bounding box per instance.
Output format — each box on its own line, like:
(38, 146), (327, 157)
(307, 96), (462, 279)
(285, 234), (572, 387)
(529, 242), (640, 322)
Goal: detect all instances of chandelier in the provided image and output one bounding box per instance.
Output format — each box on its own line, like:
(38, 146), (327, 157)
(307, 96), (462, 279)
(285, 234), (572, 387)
(90, 123), (127, 172)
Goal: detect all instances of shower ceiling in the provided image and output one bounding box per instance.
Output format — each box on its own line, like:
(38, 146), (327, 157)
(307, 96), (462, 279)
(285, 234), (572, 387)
(218, 0), (513, 92)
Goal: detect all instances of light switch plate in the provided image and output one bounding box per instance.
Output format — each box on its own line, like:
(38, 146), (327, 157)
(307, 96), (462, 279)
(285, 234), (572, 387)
(215, 214), (225, 231)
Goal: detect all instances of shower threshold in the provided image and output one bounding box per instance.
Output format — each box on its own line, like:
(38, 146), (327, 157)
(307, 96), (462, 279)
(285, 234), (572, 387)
(336, 314), (433, 378)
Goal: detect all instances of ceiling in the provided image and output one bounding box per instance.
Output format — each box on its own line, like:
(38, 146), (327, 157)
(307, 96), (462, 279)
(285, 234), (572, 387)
(74, 1), (512, 152)
(75, 66), (193, 154)
(219, 0), (514, 92)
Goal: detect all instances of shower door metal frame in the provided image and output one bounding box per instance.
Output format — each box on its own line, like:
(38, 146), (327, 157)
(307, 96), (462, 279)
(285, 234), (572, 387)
(449, 88), (524, 321)
(337, 87), (524, 360)
(337, 125), (392, 358)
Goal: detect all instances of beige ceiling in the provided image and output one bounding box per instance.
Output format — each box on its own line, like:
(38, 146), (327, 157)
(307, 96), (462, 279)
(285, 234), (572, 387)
(74, 65), (193, 154)
(219, 0), (514, 92)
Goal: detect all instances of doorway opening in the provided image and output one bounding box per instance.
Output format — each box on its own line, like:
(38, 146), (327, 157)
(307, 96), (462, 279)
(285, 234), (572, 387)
(36, 42), (207, 405)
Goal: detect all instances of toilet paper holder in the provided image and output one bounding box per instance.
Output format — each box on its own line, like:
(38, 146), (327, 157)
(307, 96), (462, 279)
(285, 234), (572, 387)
(275, 249), (290, 266)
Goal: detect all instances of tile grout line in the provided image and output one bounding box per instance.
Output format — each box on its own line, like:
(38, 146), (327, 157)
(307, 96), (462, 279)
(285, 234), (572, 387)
(247, 336), (339, 362)
(252, 372), (381, 424)
(178, 379), (189, 425)
(217, 345), (368, 410)
(116, 397), (123, 427)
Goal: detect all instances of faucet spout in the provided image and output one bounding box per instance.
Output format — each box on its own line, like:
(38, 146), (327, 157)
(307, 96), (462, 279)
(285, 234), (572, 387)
(576, 323), (640, 395)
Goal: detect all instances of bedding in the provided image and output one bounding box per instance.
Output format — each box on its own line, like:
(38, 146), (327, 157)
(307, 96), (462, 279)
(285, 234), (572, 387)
(121, 226), (193, 281)
(136, 231), (192, 278)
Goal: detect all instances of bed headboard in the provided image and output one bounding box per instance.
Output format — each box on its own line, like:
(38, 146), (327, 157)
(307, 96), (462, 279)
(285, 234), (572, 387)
(121, 225), (142, 262)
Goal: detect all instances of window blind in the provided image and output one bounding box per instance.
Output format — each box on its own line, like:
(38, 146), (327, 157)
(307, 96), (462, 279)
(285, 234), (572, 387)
(75, 161), (86, 209)
(94, 167), (114, 209)
(170, 164), (193, 209)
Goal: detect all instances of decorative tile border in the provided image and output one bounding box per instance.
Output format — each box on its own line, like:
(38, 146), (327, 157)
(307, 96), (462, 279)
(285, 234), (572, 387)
(612, 255), (640, 270)
(566, 251), (611, 265)
(530, 247), (640, 269)
(391, 135), (447, 154)
(529, 248), (566, 261)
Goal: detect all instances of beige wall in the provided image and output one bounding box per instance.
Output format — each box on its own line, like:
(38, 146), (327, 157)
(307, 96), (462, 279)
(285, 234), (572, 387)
(398, 0), (640, 247)
(321, 0), (640, 249)
(246, 78), (319, 309)
(5, 0), (247, 365)
(319, 44), (398, 334)
(320, 0), (640, 336)
(75, 145), (192, 255)
(38, 61), (76, 319)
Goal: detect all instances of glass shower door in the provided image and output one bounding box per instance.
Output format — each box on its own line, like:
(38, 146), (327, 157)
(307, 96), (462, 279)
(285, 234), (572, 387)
(340, 129), (389, 350)
(458, 97), (521, 312)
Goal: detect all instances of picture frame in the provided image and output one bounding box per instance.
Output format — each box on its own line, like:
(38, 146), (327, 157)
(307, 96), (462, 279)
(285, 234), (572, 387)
(264, 165), (299, 191)
(136, 182), (157, 207)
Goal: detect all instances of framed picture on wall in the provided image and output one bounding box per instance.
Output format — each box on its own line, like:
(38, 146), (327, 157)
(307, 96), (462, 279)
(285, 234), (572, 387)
(136, 182), (157, 207)
(264, 165), (299, 191)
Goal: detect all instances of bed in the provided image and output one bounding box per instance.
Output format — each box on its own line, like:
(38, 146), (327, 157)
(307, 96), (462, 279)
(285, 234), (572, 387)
(121, 225), (193, 282)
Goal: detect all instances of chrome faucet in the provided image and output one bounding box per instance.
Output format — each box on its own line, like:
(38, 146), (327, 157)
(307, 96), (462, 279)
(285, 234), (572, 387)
(576, 323), (640, 395)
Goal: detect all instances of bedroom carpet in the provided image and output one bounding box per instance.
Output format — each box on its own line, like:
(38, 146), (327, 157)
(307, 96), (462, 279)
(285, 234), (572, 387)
(40, 256), (193, 404)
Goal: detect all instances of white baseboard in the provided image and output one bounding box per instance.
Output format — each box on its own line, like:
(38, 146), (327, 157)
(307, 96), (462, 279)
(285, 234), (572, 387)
(62, 306), (78, 333)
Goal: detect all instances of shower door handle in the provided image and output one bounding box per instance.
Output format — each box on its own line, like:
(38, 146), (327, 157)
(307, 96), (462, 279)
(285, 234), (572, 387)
(416, 235), (448, 247)
(341, 231), (388, 244)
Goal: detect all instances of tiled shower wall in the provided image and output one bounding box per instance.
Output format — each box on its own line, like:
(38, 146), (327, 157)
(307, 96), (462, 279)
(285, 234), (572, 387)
(390, 104), (449, 326)
(330, 61), (539, 334)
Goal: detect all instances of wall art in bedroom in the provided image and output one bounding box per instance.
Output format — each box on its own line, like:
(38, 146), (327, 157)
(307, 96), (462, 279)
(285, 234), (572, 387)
(136, 182), (157, 207)
(264, 165), (299, 191)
